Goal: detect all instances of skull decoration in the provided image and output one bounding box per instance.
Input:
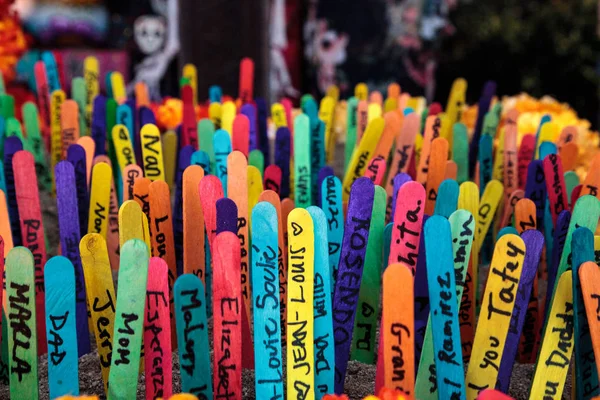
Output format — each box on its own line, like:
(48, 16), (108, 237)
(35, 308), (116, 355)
(134, 15), (166, 55)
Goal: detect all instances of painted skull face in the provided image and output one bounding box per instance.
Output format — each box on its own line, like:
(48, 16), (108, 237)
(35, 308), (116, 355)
(134, 16), (166, 54)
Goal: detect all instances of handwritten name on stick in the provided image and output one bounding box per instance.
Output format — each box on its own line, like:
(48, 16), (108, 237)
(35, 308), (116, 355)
(382, 264), (414, 395)
(6, 247), (38, 400)
(44, 256), (79, 399)
(287, 208), (316, 400)
(424, 216), (465, 400)
(212, 232), (242, 400)
(108, 239), (149, 400)
(251, 202), (284, 400)
(465, 234), (525, 399)
(332, 177), (375, 393)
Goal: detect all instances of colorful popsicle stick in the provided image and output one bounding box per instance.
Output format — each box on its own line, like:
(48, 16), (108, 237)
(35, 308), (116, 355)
(424, 137), (448, 215)
(182, 165), (205, 279)
(214, 129), (232, 197)
(434, 179), (459, 218)
(140, 124), (165, 181)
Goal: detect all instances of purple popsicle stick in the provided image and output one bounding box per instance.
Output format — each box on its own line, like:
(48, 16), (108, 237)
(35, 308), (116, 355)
(332, 177), (375, 394)
(216, 198), (238, 234)
(55, 160), (91, 356)
(544, 209), (571, 323)
(274, 127), (291, 198)
(67, 144), (89, 239)
(255, 98), (269, 164)
(524, 160), (547, 229)
(391, 173), (412, 217)
(496, 229), (544, 391)
(139, 106), (156, 128)
(91, 95), (106, 156)
(4, 136), (22, 245)
(174, 145), (194, 276)
(468, 81), (496, 175)
(414, 214), (429, 369)
(240, 103), (257, 152)
(317, 165), (335, 207)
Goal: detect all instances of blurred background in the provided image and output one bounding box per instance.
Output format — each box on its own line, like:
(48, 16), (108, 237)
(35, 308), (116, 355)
(6, 0), (600, 127)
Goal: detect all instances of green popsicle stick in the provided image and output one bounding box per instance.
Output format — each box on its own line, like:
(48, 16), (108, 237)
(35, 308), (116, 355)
(198, 119), (216, 172)
(564, 171), (580, 207)
(415, 209), (474, 400)
(351, 186), (385, 363)
(22, 102), (51, 190)
(107, 239), (149, 400)
(72, 77), (88, 136)
(452, 123), (469, 184)
(0, 70), (6, 95)
(249, 149), (264, 176)
(345, 97), (358, 170)
(294, 114), (311, 208)
(0, 94), (15, 119)
(6, 247), (38, 400)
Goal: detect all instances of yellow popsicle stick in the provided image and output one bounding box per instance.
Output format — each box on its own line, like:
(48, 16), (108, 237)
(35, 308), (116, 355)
(112, 124), (136, 176)
(326, 84), (339, 102)
(492, 129), (505, 182)
(221, 100), (236, 135)
(286, 208), (315, 400)
(367, 103), (382, 123)
(465, 234), (526, 399)
(354, 82), (368, 101)
(110, 72), (126, 104)
(529, 271), (573, 400)
(248, 165), (263, 221)
(416, 116), (442, 185)
(84, 56), (99, 135)
(118, 200), (151, 255)
(476, 180), (504, 252)
(50, 89), (66, 179)
(80, 233), (116, 393)
(88, 162), (112, 238)
(272, 102), (287, 128)
(442, 78), (467, 143)
(140, 124), (165, 181)
(319, 96), (336, 163)
(162, 130), (177, 189)
(536, 121), (559, 158)
(182, 63), (198, 106)
(209, 102), (222, 128)
(342, 117), (385, 201)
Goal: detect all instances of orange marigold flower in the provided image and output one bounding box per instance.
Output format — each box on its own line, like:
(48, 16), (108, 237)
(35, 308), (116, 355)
(322, 395), (349, 400)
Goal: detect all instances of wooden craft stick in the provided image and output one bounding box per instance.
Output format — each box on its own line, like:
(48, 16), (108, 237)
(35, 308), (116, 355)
(60, 100), (80, 159)
(221, 101), (236, 135)
(149, 180), (177, 343)
(564, 171), (580, 207)
(251, 202), (284, 399)
(351, 186), (385, 363)
(66, 144), (90, 238)
(524, 160), (547, 231)
(216, 198), (237, 234)
(22, 101), (50, 186)
(264, 165), (282, 194)
(452, 123), (469, 184)
(536, 121), (559, 158)
(50, 89), (66, 179)
(308, 111), (325, 203)
(183, 165), (205, 280)
(579, 260), (600, 388)
(495, 230), (544, 392)
(212, 232), (243, 400)
(434, 179), (459, 218)
(445, 160), (458, 181)
(498, 190), (524, 229)
(503, 122), (518, 200)
(208, 102), (222, 129)
(91, 95), (107, 156)
(174, 274), (212, 399)
(559, 142), (578, 172)
(232, 115), (250, 157)
(248, 166), (263, 218)
(199, 175), (224, 251)
(34, 61), (51, 143)
(415, 210), (474, 400)
(181, 85), (197, 149)
(214, 129), (232, 197)
(579, 153), (600, 199)
(475, 180), (504, 252)
(465, 234), (526, 399)
(144, 257), (173, 399)
(140, 124), (165, 181)
(6, 247), (38, 400)
(384, 113), (419, 218)
(477, 389), (515, 400)
(77, 136), (95, 185)
(355, 82), (368, 101)
(373, 111), (402, 162)
(388, 181), (425, 275)
(119, 200), (151, 254)
(479, 135), (494, 194)
(319, 96), (336, 163)
(4, 137), (23, 246)
(416, 116), (442, 185)
(424, 137), (448, 215)
(286, 208), (315, 399)
(87, 162), (112, 237)
(518, 134), (536, 191)
(345, 97), (359, 170)
(275, 127), (291, 198)
(530, 271), (573, 400)
(424, 216), (465, 399)
(107, 239), (149, 399)
(80, 233), (116, 393)
(12, 150), (48, 354)
(123, 164), (143, 201)
(42, 51), (60, 91)
(238, 57), (254, 103)
(332, 177), (375, 393)
(543, 154), (569, 226)
(182, 64), (197, 106)
(514, 198), (536, 234)
(382, 264), (415, 395)
(44, 256), (79, 399)
(443, 78), (466, 142)
(294, 114), (312, 207)
(0, 190), (13, 252)
(198, 119), (216, 170)
(342, 117), (385, 200)
(55, 160), (91, 356)
(112, 124), (136, 179)
(83, 56), (99, 136)
(241, 106), (258, 155)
